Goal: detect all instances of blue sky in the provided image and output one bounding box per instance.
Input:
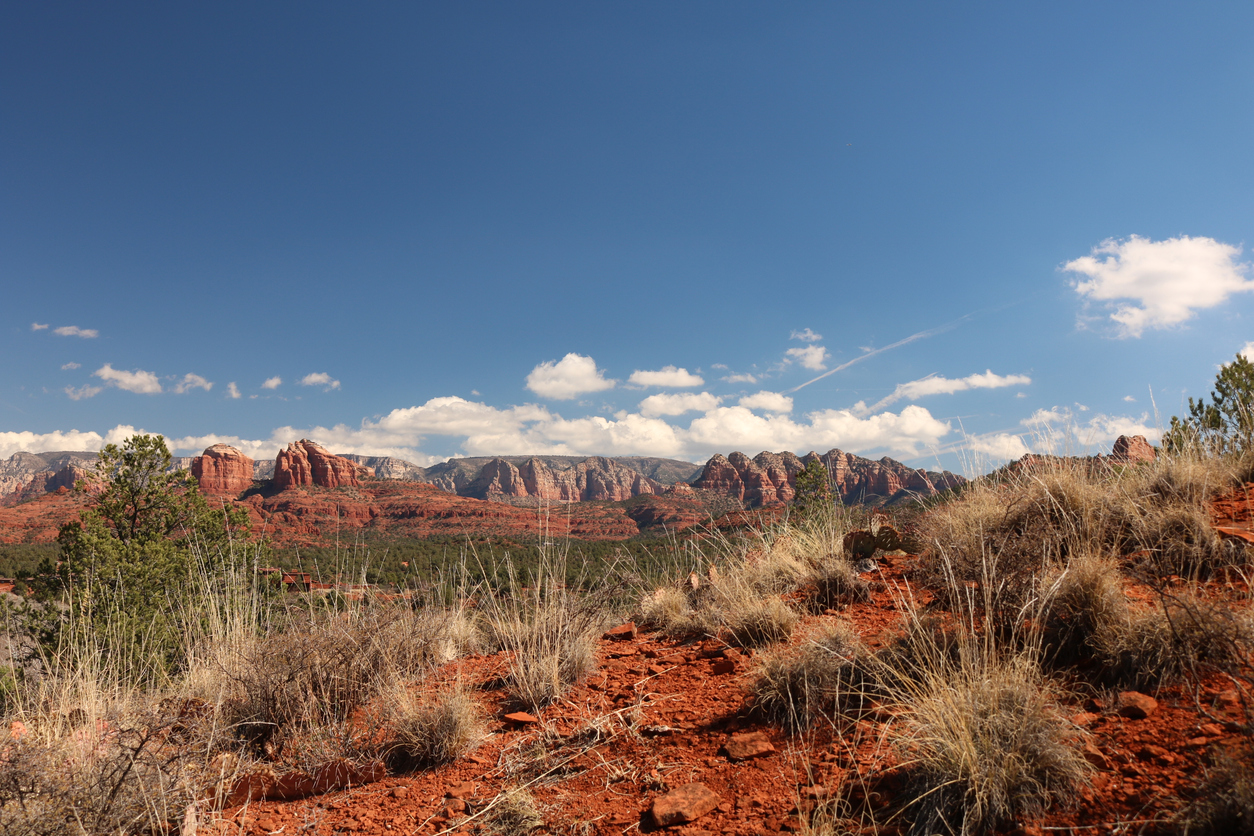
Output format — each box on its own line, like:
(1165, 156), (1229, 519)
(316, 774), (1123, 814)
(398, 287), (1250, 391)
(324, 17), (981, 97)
(4, 2), (1254, 473)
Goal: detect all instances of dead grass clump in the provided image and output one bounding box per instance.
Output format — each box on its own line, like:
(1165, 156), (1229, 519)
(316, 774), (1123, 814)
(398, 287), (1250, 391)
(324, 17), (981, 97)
(804, 555), (870, 612)
(712, 583), (799, 647)
(751, 621), (864, 732)
(888, 648), (1090, 835)
(637, 586), (705, 638)
(480, 558), (612, 711)
(1130, 502), (1238, 578)
(485, 786), (544, 835)
(1040, 552), (1129, 666)
(384, 686), (482, 770)
(1093, 593), (1254, 687)
(1174, 744), (1254, 835)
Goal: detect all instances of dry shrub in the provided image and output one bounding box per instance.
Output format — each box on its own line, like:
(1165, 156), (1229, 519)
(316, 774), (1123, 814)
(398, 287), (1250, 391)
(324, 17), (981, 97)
(1040, 552), (1129, 666)
(637, 586), (704, 638)
(803, 554), (870, 612)
(879, 638), (1090, 835)
(384, 686), (482, 770)
(710, 580), (799, 647)
(751, 621), (864, 732)
(1093, 592), (1254, 687)
(1130, 502), (1238, 578)
(480, 557), (612, 711)
(485, 786), (544, 835)
(1174, 744), (1254, 835)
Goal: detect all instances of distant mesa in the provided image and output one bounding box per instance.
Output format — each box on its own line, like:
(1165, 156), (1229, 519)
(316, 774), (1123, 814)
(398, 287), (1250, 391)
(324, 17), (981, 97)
(273, 439), (374, 490)
(464, 455), (662, 502)
(191, 443), (254, 495)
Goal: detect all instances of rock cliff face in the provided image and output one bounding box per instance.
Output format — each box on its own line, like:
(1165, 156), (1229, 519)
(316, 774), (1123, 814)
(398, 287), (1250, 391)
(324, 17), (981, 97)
(192, 444), (255, 495)
(692, 449), (965, 507)
(1110, 435), (1156, 464)
(274, 440), (375, 490)
(463, 456), (662, 502)
(340, 454), (428, 481)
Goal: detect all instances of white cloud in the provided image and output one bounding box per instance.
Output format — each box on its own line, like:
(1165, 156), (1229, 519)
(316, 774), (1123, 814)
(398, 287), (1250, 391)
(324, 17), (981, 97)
(227, 382), (241, 399)
(1064, 235), (1254, 337)
(790, 328), (823, 343)
(967, 432), (1031, 462)
(53, 325), (99, 338)
(0, 425), (146, 459)
(711, 363), (729, 370)
(65, 385), (102, 401)
(1021, 406), (1159, 452)
(627, 366), (704, 388)
(261, 376), (282, 390)
(300, 372), (341, 391)
(174, 373), (213, 394)
(93, 363), (162, 394)
(1123, 395), (1136, 402)
(684, 404), (949, 458)
(31, 323), (48, 331)
(859, 370), (1032, 414)
(639, 392), (722, 418)
(525, 354), (615, 400)
(738, 391), (794, 413)
(1241, 342), (1254, 362)
(61, 362), (80, 370)
(721, 373), (758, 384)
(785, 345), (829, 371)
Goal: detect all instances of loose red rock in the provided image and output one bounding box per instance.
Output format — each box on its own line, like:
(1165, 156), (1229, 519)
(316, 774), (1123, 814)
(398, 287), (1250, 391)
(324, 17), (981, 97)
(1118, 691), (1158, 719)
(651, 782), (722, 826)
(722, 731), (775, 761)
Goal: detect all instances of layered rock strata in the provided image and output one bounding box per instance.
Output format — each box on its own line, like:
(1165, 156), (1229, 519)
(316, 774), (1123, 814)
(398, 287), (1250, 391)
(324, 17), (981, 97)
(191, 444), (256, 495)
(274, 440), (374, 490)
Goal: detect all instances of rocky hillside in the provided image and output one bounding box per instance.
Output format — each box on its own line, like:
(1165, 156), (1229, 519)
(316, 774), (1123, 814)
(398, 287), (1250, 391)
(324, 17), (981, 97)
(693, 449), (965, 507)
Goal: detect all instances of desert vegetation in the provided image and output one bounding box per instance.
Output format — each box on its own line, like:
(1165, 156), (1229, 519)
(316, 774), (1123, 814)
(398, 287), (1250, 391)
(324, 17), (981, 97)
(1, 357), (1253, 834)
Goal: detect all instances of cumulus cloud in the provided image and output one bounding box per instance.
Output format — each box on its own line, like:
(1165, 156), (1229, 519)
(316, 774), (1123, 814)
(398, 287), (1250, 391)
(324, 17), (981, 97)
(300, 372), (341, 391)
(638, 392), (721, 418)
(1021, 406), (1158, 452)
(722, 373), (758, 384)
(967, 432), (1031, 462)
(738, 392), (794, 413)
(858, 370), (1032, 414)
(785, 345), (829, 370)
(525, 354), (615, 399)
(791, 328), (823, 343)
(65, 385), (102, 401)
(31, 323), (48, 331)
(1123, 395), (1136, 402)
(1241, 342), (1254, 362)
(174, 373), (213, 394)
(93, 364), (162, 394)
(262, 376), (282, 390)
(1064, 235), (1253, 337)
(227, 382), (241, 399)
(0, 425), (145, 459)
(54, 325), (99, 338)
(61, 362), (80, 370)
(628, 366), (704, 388)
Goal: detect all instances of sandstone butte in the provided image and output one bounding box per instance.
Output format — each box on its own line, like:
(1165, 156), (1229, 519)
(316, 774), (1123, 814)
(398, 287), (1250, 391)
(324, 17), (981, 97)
(273, 439), (374, 490)
(191, 443), (255, 495)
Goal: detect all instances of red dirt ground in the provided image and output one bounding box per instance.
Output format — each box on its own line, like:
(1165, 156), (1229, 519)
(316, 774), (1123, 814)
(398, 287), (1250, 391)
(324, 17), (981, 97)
(193, 548), (1253, 836)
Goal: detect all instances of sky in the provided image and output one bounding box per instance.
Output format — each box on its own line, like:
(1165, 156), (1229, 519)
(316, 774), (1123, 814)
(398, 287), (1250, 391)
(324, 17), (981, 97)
(4, 2), (1254, 475)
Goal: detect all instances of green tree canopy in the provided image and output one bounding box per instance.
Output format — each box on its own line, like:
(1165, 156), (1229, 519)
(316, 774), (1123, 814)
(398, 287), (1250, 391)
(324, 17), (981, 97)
(792, 459), (833, 519)
(1164, 353), (1254, 455)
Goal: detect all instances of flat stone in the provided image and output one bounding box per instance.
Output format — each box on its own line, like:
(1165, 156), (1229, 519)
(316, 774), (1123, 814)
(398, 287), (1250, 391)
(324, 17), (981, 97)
(1117, 691), (1158, 719)
(504, 711), (539, 724)
(711, 659), (736, 675)
(446, 780), (475, 799)
(604, 622), (638, 641)
(651, 782), (721, 826)
(722, 731), (775, 761)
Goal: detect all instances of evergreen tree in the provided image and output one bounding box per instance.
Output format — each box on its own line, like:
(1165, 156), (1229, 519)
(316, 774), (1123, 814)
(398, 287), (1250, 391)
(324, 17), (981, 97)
(1164, 353), (1254, 455)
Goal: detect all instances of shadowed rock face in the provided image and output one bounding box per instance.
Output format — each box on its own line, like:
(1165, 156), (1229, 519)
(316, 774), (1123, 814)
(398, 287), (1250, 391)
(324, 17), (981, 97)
(463, 456), (661, 502)
(692, 449), (966, 507)
(192, 444), (255, 495)
(274, 440), (374, 490)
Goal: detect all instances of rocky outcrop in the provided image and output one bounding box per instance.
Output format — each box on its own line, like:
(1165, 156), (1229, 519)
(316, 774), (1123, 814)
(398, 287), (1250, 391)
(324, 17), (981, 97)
(192, 444), (255, 495)
(692, 449), (965, 508)
(462, 456), (661, 502)
(1110, 435), (1156, 464)
(274, 440), (374, 490)
(339, 454), (428, 481)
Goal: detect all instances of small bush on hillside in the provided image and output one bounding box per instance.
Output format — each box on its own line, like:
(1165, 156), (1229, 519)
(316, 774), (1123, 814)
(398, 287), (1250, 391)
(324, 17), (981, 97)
(485, 787), (544, 835)
(880, 639), (1090, 835)
(385, 686), (482, 769)
(751, 621), (864, 732)
(1174, 745), (1254, 836)
(1040, 552), (1128, 666)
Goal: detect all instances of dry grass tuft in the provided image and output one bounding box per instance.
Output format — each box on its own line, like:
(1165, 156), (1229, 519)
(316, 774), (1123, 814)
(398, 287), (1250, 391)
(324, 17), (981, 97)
(384, 685), (482, 769)
(751, 621), (864, 732)
(1174, 744), (1254, 835)
(485, 786), (544, 835)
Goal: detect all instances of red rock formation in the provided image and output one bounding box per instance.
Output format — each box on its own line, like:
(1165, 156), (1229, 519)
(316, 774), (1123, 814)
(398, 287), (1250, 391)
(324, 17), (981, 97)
(1111, 435), (1156, 464)
(273, 440), (374, 491)
(693, 449), (965, 508)
(466, 456), (660, 502)
(192, 444), (255, 495)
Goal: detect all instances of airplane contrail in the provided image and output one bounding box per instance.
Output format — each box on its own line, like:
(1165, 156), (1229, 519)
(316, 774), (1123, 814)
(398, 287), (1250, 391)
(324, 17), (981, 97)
(786, 313), (975, 394)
